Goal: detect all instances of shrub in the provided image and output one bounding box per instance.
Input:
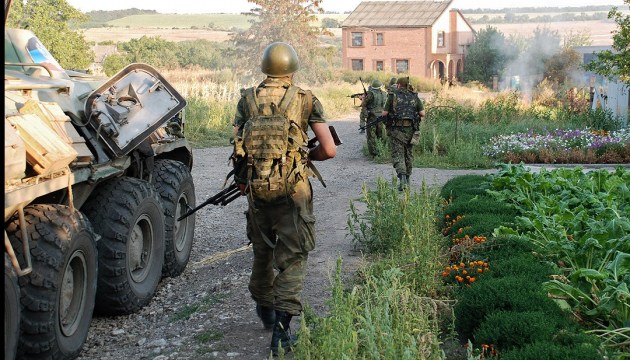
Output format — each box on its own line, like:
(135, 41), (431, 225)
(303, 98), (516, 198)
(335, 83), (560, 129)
(443, 197), (518, 218)
(500, 341), (601, 360)
(482, 253), (555, 282)
(454, 276), (560, 339)
(440, 175), (490, 200)
(473, 311), (569, 351)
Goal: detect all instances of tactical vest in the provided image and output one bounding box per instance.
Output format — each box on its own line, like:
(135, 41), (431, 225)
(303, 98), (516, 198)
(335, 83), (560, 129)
(240, 85), (311, 203)
(392, 89), (419, 122)
(367, 87), (385, 115)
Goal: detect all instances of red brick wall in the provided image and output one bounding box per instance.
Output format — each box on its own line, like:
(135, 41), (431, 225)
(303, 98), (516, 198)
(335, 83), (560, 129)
(342, 27), (431, 78)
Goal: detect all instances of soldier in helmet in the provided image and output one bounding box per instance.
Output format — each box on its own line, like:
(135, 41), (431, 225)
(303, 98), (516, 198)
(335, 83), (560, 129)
(387, 77), (397, 92)
(382, 77), (425, 191)
(232, 42), (336, 356)
(360, 79), (387, 156)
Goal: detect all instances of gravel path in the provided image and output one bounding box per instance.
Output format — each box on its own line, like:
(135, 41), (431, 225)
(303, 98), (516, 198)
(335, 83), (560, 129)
(77, 112), (495, 360)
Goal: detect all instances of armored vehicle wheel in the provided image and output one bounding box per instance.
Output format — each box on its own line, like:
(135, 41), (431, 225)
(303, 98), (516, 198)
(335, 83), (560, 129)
(82, 177), (165, 315)
(5, 254), (20, 360)
(152, 159), (196, 277)
(6, 205), (97, 360)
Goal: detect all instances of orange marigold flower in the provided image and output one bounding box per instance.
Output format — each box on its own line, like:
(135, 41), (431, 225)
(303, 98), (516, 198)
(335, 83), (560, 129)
(477, 268), (483, 273)
(476, 260), (484, 266)
(469, 277), (476, 283)
(459, 262), (465, 268)
(458, 228), (463, 233)
(483, 262), (488, 267)
(445, 215), (450, 219)
(442, 272), (449, 277)
(484, 268), (489, 272)
(462, 270), (468, 275)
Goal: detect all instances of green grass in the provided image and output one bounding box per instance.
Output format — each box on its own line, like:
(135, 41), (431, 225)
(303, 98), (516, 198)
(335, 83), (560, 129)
(194, 330), (224, 343)
(296, 178), (447, 358)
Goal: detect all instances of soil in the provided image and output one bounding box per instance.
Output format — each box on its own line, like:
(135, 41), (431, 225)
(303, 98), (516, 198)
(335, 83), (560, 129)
(76, 112), (494, 360)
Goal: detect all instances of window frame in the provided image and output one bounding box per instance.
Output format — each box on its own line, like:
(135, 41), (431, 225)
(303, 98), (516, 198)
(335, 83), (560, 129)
(375, 32), (384, 46)
(351, 32), (364, 47)
(375, 60), (384, 71)
(395, 59), (409, 74)
(437, 31), (445, 48)
(351, 58), (364, 71)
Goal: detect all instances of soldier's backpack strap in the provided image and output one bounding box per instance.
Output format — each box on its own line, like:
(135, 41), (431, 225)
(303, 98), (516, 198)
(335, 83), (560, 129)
(302, 89), (313, 121)
(243, 87), (259, 116)
(278, 85), (299, 116)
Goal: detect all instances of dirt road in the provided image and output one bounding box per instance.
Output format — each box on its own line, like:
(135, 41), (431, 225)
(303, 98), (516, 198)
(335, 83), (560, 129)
(77, 113), (494, 360)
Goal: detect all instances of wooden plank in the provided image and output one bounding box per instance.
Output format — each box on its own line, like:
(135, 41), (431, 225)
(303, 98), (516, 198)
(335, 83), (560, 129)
(7, 114), (78, 175)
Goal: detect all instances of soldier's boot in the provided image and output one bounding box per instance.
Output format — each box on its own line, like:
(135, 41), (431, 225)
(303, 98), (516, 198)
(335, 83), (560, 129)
(360, 128), (366, 134)
(398, 174), (407, 191)
(270, 311), (297, 356)
(405, 175), (410, 188)
(256, 303), (275, 330)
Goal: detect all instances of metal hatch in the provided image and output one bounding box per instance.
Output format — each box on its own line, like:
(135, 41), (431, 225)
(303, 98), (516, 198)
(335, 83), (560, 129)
(84, 63), (186, 156)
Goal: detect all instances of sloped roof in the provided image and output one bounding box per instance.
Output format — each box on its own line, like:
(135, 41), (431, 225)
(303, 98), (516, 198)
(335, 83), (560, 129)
(342, 1), (453, 28)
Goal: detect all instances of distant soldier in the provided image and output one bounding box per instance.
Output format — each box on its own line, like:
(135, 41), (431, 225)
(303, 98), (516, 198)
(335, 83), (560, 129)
(382, 77), (425, 190)
(387, 77), (397, 92)
(360, 79), (387, 156)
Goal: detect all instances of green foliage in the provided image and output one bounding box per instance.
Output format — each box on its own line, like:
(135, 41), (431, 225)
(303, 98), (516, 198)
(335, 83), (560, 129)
(483, 253), (555, 282)
(440, 175), (490, 200)
(463, 26), (517, 84)
(183, 97), (236, 148)
(473, 311), (568, 350)
(544, 48), (583, 85)
(296, 260), (442, 359)
(479, 235), (536, 260)
(7, 0), (94, 70)
(444, 213), (516, 238)
(500, 341), (602, 360)
(584, 0), (630, 83)
(443, 197), (517, 219)
(102, 54), (130, 76)
(229, 0), (333, 83)
(321, 17), (341, 28)
(348, 177), (442, 255)
(454, 276), (560, 339)
(119, 36), (180, 69)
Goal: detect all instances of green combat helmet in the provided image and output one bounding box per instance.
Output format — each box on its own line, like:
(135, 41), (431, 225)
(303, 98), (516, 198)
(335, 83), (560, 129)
(388, 77), (397, 90)
(371, 79), (382, 88)
(261, 42), (300, 77)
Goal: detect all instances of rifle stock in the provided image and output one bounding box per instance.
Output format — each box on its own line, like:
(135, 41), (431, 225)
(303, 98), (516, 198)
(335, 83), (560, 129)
(177, 183), (241, 221)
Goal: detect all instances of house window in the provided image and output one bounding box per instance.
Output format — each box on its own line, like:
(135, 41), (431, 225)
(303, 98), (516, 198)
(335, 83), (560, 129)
(351, 32), (363, 47)
(395, 59), (409, 73)
(351, 59), (364, 71)
(437, 31), (445, 47)
(376, 33), (384, 46)
(375, 61), (384, 71)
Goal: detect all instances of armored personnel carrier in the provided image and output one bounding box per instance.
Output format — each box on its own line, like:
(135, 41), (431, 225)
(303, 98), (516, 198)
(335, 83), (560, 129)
(4, 2), (196, 358)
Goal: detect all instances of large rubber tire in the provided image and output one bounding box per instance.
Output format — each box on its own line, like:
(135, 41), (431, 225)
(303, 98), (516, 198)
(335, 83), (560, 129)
(82, 177), (165, 315)
(151, 159), (196, 277)
(6, 205), (97, 360)
(5, 254), (20, 360)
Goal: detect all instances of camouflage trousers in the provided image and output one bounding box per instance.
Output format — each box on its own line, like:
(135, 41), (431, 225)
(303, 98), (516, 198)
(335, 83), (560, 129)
(246, 179), (315, 316)
(388, 126), (415, 176)
(366, 115), (387, 156)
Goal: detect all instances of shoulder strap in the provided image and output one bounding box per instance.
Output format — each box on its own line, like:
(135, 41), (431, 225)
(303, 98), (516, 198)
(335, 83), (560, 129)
(243, 87), (258, 116)
(302, 89), (313, 121)
(278, 85), (299, 116)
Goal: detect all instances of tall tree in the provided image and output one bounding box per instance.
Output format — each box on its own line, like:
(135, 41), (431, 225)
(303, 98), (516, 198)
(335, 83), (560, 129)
(229, 0), (332, 82)
(6, 0), (93, 70)
(463, 26), (516, 84)
(585, 0), (630, 84)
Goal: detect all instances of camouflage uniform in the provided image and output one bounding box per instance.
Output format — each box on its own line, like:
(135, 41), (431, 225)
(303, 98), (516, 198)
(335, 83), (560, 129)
(233, 76), (326, 316)
(383, 85), (424, 180)
(360, 84), (386, 156)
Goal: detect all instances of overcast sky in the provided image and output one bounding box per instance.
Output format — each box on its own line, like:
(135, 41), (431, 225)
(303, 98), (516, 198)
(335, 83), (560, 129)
(66, 0), (626, 14)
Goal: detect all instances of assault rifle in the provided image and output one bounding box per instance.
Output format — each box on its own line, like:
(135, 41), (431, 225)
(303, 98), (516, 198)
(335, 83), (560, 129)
(347, 77), (369, 106)
(359, 114), (389, 131)
(177, 126), (343, 221)
(177, 183), (241, 221)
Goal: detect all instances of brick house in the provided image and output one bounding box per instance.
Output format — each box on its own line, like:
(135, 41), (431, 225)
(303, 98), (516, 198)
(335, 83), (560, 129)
(341, 0), (475, 81)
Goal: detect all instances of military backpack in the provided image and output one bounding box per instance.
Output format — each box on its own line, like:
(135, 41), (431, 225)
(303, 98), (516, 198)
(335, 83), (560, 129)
(237, 85), (312, 203)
